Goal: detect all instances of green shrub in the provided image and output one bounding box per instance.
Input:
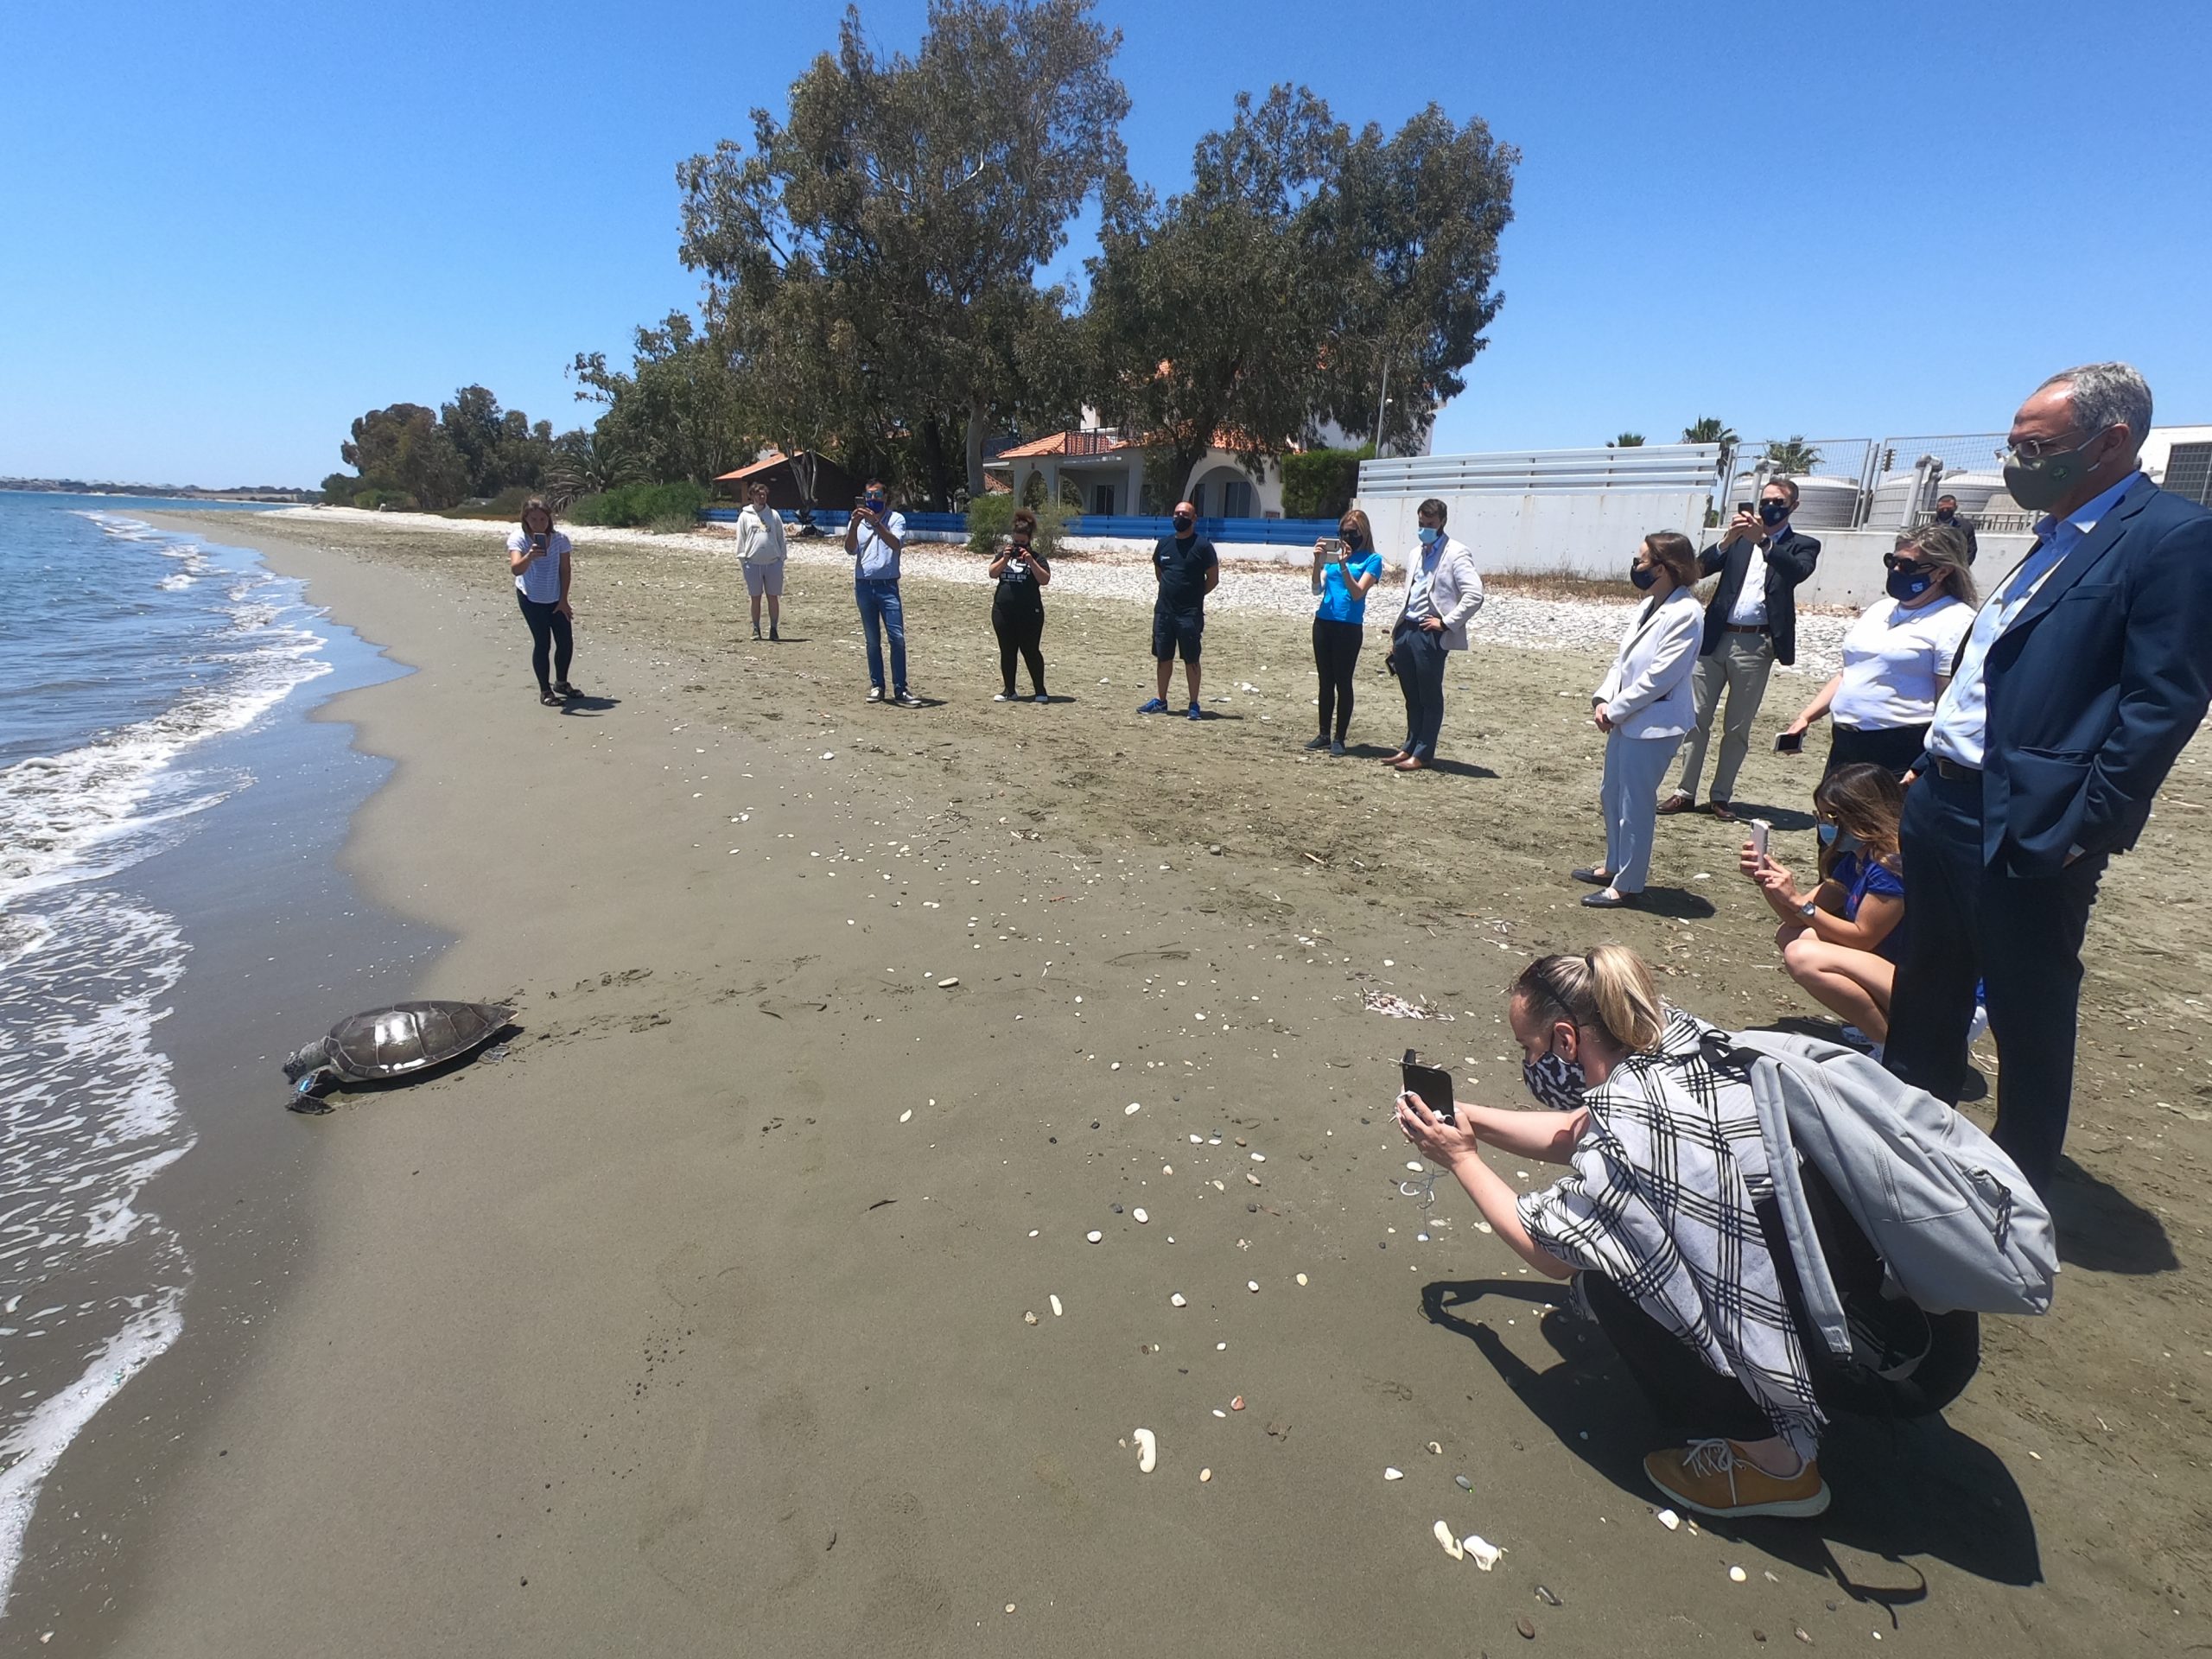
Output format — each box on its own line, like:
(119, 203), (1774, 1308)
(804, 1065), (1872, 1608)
(965, 493), (1013, 555)
(569, 480), (709, 528)
(645, 509), (700, 535)
(1281, 446), (1371, 521)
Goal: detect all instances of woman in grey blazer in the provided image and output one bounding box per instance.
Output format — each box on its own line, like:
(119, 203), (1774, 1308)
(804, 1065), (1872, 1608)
(1577, 532), (1706, 907)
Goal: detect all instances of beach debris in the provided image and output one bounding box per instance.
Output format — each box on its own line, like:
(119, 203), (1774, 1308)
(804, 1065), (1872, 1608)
(1171, 1294), (1187, 1307)
(1433, 1522), (1463, 1560)
(1023, 1311), (1038, 1325)
(899, 1109), (913, 1123)
(1463, 1535), (1503, 1571)
(1213, 1408), (1227, 1418)
(1087, 1230), (1104, 1243)
(1125, 1102), (1142, 1115)
(1728, 1565), (1748, 1583)
(1535, 1586), (1564, 1607)
(1230, 1396), (1244, 1411)
(1362, 988), (1452, 1020)
(1199, 1467), (1213, 1482)
(1249, 1152), (1265, 1162)
(1162, 1164), (1173, 1175)
(1133, 1208), (1149, 1224)
(1454, 1474), (1472, 1491)
(281, 999), (513, 1107)
(1004, 1604), (1016, 1614)
(1295, 1273), (1309, 1286)
(1385, 1467), (1405, 1481)
(1654, 1508), (1681, 1530)
(1245, 1173), (1262, 1186)
(821, 751), (835, 760)
(1048, 1294), (1063, 1317)
(1265, 1420), (1290, 1440)
(1247, 1281), (1260, 1293)
(1111, 1061), (1121, 1070)
(1427, 1441), (1443, 1455)
(1516, 1615), (1537, 1640)
(937, 977), (960, 988)
(1132, 1428), (1158, 1473)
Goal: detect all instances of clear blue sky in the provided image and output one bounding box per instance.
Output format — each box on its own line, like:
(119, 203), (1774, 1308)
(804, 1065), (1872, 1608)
(2, 0), (2206, 486)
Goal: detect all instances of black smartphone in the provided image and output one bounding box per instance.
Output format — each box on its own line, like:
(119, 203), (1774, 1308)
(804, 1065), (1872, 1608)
(1401, 1049), (1455, 1124)
(1735, 500), (1753, 516)
(1775, 730), (1804, 754)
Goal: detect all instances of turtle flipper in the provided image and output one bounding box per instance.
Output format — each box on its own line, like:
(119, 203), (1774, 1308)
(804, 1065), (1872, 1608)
(286, 1071), (338, 1114)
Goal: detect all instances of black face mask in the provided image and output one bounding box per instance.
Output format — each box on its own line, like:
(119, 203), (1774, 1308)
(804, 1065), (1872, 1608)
(1758, 500), (1790, 527)
(1173, 515), (1193, 532)
(1934, 507), (1955, 522)
(1630, 561), (1659, 590)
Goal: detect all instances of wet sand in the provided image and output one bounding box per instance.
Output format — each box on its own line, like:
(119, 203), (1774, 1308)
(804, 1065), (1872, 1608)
(31, 510), (2212, 1655)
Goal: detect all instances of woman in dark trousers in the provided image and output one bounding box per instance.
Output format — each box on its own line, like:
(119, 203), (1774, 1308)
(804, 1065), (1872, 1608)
(1394, 944), (1977, 1520)
(988, 507), (1052, 702)
(1306, 508), (1384, 754)
(506, 496), (578, 706)
(1778, 524), (1976, 777)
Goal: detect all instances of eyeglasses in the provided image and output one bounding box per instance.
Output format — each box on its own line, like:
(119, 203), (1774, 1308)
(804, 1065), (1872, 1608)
(1882, 555), (1929, 574)
(2006, 424), (2113, 461)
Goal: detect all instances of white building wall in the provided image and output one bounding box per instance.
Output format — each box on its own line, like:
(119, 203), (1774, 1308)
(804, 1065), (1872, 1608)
(1356, 489), (1713, 574)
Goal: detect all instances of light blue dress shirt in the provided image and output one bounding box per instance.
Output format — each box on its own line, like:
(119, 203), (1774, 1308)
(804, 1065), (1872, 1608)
(1924, 472), (2141, 769)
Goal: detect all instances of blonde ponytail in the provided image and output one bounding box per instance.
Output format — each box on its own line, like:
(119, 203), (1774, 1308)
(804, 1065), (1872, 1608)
(1513, 944), (1665, 1054)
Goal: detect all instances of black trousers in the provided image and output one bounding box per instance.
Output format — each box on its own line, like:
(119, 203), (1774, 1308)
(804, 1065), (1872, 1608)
(1585, 1166), (1980, 1445)
(1391, 620), (1449, 759)
(516, 591), (573, 689)
(1825, 721), (1927, 779)
(993, 599), (1046, 696)
(1313, 617), (1363, 740)
(1882, 764), (2107, 1191)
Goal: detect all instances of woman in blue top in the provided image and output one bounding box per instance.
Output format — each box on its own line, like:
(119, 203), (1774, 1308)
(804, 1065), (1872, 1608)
(1738, 764), (1908, 1052)
(1306, 508), (1384, 755)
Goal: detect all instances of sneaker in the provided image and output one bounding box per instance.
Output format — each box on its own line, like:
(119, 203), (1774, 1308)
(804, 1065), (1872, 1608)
(867, 686), (884, 702)
(769, 625), (779, 642)
(1644, 1440), (1830, 1520)
(752, 625), (763, 640)
(1304, 734), (1331, 751)
(1967, 1004), (1991, 1046)
(1033, 693), (1049, 705)
(1186, 703), (1205, 721)
(1138, 697), (1169, 715)
(1329, 740), (1346, 757)
(893, 690), (923, 709)
(994, 691), (1012, 702)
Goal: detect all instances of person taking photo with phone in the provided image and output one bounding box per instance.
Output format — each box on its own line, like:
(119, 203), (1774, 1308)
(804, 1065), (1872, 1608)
(988, 507), (1052, 703)
(735, 479), (788, 642)
(1777, 524), (1975, 779)
(844, 478), (918, 706)
(1574, 532), (1705, 908)
(1306, 510), (1384, 754)
(1658, 479), (1821, 819)
(506, 495), (578, 707)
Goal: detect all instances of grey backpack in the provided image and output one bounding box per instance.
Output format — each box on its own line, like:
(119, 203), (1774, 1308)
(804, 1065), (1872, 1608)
(1725, 1029), (2057, 1317)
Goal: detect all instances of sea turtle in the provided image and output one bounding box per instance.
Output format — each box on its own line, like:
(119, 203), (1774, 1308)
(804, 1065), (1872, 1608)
(281, 1000), (514, 1109)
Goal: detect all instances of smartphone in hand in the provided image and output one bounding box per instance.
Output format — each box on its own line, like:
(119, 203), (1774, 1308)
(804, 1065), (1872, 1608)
(1775, 730), (1804, 754)
(1401, 1049), (1455, 1125)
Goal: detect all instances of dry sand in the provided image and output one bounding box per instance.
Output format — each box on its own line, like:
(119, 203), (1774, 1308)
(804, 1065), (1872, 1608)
(33, 510), (2212, 1655)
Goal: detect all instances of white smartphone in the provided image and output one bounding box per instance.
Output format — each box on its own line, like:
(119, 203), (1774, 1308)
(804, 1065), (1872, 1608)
(1749, 819), (1772, 862)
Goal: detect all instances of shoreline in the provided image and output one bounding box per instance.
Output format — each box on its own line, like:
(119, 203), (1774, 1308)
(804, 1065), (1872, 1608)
(19, 509), (2209, 1655)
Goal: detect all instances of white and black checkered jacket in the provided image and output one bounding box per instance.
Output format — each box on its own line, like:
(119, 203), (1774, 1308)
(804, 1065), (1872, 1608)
(1516, 1009), (1823, 1456)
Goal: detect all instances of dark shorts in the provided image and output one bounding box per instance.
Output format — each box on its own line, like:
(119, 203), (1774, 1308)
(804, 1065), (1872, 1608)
(1152, 605), (1204, 663)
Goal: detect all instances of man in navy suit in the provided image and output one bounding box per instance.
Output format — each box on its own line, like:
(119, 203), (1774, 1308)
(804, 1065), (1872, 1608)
(1884, 363), (2212, 1190)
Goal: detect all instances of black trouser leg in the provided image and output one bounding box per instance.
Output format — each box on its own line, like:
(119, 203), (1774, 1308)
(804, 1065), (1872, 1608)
(1978, 850), (2106, 1190)
(1313, 618), (1361, 740)
(1313, 617), (1337, 736)
(1581, 1274), (1775, 1443)
(1826, 721), (1929, 779)
(518, 592), (556, 689)
(993, 608), (1020, 695)
(1019, 609), (1046, 695)
(1883, 768), (1987, 1109)
(550, 609), (574, 684)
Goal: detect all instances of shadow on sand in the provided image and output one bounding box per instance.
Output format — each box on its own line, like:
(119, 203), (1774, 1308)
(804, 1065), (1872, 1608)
(1420, 1277), (2041, 1625)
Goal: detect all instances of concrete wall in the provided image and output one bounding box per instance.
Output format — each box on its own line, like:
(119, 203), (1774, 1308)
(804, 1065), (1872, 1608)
(1793, 527), (2034, 607)
(1355, 489), (1712, 576)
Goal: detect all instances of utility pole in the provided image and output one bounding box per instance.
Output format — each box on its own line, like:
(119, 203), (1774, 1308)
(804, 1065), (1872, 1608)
(1373, 358), (1390, 461)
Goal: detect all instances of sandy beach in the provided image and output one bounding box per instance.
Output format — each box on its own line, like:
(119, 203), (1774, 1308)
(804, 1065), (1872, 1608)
(17, 507), (2209, 1656)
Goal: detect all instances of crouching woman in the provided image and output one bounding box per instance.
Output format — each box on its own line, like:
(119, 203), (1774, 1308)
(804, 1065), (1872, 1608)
(1395, 944), (1976, 1521)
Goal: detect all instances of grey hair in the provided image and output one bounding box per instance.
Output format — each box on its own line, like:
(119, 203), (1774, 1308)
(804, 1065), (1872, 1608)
(2038, 361), (2153, 450)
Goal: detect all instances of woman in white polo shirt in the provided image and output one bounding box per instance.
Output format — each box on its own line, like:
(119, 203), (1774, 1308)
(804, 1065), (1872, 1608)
(1778, 524), (1975, 777)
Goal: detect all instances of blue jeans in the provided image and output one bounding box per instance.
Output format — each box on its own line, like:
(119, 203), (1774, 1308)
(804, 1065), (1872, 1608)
(855, 578), (907, 692)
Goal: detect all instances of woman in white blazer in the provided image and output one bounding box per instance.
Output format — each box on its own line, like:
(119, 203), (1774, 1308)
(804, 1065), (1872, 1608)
(1577, 532), (1706, 908)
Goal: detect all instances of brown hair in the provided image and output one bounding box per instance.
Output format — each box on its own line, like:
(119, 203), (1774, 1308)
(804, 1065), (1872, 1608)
(1512, 944), (1666, 1054)
(1010, 507), (1038, 534)
(1814, 763), (1904, 868)
(520, 495), (553, 530)
(1338, 507), (1374, 547)
(1641, 531), (1698, 590)
(1895, 522), (1978, 607)
(1763, 476), (1802, 506)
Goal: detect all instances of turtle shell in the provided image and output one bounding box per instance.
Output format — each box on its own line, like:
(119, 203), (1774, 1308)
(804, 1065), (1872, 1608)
(321, 1001), (513, 1082)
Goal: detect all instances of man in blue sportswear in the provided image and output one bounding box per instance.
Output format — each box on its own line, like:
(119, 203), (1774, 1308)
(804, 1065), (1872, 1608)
(1139, 499), (1220, 720)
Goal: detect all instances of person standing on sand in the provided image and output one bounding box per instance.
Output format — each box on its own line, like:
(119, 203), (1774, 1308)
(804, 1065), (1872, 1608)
(1306, 509), (1384, 755)
(507, 496), (578, 707)
(845, 478), (918, 706)
(736, 480), (787, 642)
(988, 506), (1052, 702)
(1138, 499), (1218, 719)
(1382, 498), (1483, 772)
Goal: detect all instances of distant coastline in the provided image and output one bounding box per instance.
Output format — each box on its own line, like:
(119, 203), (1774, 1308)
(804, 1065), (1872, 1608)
(0, 479), (316, 502)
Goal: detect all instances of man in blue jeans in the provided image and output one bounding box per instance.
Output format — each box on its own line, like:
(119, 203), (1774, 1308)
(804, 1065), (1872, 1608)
(844, 478), (918, 705)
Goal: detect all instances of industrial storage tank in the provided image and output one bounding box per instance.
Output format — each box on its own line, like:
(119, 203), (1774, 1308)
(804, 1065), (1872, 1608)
(1929, 472), (2006, 514)
(1724, 471), (1859, 528)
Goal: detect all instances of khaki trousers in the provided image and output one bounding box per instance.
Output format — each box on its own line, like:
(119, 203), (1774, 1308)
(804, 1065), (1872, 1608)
(1674, 629), (1774, 803)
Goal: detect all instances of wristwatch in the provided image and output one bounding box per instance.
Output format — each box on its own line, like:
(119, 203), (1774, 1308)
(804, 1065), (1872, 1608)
(1799, 899), (1818, 919)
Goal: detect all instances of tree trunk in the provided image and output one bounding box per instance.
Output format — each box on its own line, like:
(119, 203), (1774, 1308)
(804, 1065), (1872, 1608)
(965, 397), (988, 503)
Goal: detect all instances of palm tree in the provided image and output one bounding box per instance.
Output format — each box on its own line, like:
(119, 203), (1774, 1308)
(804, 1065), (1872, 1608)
(1763, 435), (1823, 475)
(1611, 431), (1646, 448)
(543, 428), (643, 509)
(1681, 416), (1735, 446)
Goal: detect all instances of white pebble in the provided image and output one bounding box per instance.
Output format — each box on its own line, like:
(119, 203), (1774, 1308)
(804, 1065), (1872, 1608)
(1728, 1566), (1747, 1583)
(1028, 1230), (1039, 1237)
(1189, 1134), (1203, 1144)
(1198, 1467), (1212, 1483)
(1294, 1273), (1308, 1286)
(1022, 1311), (1038, 1325)
(1384, 1467), (1404, 1481)
(1405, 1161), (1424, 1173)
(1132, 1427), (1157, 1473)
(1086, 1230), (1103, 1243)
(1110, 1061), (1121, 1070)
(899, 1108), (912, 1123)
(1656, 1508), (1681, 1530)
(1162, 1164), (1173, 1175)
(1048, 1294), (1063, 1317)
(1249, 1153), (1265, 1162)
(1133, 1208), (1148, 1224)
(1215, 1341), (1226, 1351)
(1247, 1281), (1259, 1293)
(1170, 1293), (1186, 1307)
(937, 977), (959, 988)
(1125, 1103), (1141, 1116)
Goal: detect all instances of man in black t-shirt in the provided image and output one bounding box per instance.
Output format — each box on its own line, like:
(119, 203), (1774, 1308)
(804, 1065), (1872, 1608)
(1139, 499), (1220, 719)
(1931, 494), (1979, 563)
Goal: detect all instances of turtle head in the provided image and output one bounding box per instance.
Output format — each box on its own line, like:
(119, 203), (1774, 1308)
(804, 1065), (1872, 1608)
(282, 1039), (331, 1084)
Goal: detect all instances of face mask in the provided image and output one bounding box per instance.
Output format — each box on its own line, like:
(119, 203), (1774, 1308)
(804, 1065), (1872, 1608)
(1886, 567), (1934, 602)
(1417, 525), (1440, 546)
(866, 496), (886, 511)
(1173, 515), (1193, 531)
(1758, 500), (1789, 527)
(1817, 821), (1839, 847)
(1934, 507), (1955, 522)
(1341, 530), (1360, 549)
(2004, 434), (2107, 512)
(1522, 1045), (1588, 1111)
(1630, 561), (1659, 591)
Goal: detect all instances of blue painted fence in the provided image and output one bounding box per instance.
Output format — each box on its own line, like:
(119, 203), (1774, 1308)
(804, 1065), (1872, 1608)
(699, 507), (1339, 546)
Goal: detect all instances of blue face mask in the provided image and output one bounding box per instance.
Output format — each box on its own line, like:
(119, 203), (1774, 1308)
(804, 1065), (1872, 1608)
(1758, 499), (1789, 527)
(1886, 567), (1934, 602)
(1417, 525), (1440, 547)
(1817, 822), (1839, 846)
(1521, 1046), (1588, 1111)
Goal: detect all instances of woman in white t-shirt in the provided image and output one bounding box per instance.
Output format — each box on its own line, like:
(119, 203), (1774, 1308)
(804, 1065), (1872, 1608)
(506, 496), (578, 706)
(1779, 524), (1975, 777)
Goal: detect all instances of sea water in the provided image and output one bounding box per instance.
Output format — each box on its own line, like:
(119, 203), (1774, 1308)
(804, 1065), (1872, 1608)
(0, 493), (336, 1611)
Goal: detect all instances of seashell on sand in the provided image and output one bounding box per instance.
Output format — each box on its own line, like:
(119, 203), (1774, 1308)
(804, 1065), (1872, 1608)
(1132, 1427), (1157, 1473)
(1048, 1294), (1063, 1317)
(1295, 1273), (1308, 1286)
(1384, 1467), (1404, 1480)
(1170, 1293), (1186, 1307)
(1198, 1467), (1212, 1483)
(1022, 1311), (1038, 1325)
(1086, 1230), (1103, 1243)
(1433, 1521), (1464, 1560)
(1463, 1535), (1503, 1571)
(1133, 1208), (1148, 1223)
(1655, 1508), (1681, 1530)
